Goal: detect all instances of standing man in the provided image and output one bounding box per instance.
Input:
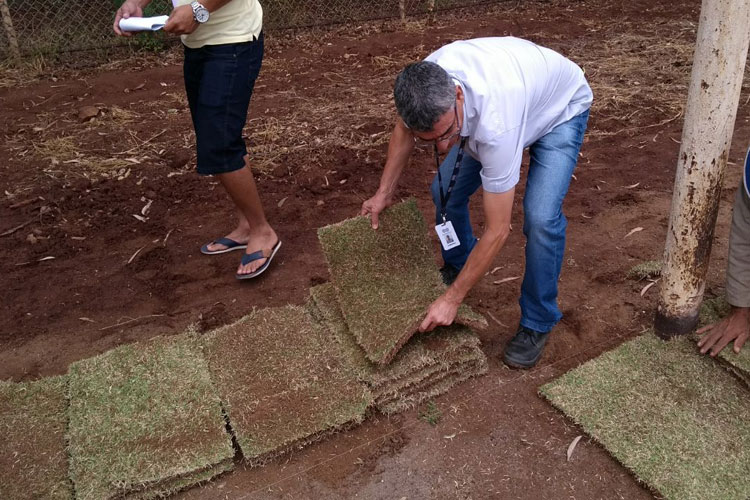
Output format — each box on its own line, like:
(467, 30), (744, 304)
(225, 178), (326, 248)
(361, 37), (592, 368)
(114, 0), (280, 280)
(697, 147), (750, 356)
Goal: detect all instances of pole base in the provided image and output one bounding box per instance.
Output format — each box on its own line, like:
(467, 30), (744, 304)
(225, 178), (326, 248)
(654, 310), (699, 339)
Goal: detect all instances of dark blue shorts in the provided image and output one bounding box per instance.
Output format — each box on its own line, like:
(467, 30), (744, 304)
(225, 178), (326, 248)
(183, 33), (264, 176)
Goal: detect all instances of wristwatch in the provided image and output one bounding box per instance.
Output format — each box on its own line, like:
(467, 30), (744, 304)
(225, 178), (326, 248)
(190, 1), (209, 23)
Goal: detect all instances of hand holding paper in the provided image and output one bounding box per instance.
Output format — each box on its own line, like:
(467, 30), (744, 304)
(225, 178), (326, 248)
(118, 15), (170, 32)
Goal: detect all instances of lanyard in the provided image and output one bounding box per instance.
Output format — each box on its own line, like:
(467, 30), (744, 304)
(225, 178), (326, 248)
(435, 137), (467, 223)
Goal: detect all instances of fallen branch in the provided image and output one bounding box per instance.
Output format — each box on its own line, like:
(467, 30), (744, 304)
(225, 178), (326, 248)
(99, 314), (166, 331)
(1, 219), (34, 237)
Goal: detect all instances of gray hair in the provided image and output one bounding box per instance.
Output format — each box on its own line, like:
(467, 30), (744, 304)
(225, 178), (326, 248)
(393, 61), (456, 132)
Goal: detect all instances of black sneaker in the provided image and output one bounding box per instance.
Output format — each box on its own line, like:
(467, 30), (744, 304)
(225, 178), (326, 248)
(502, 326), (550, 369)
(439, 264), (460, 285)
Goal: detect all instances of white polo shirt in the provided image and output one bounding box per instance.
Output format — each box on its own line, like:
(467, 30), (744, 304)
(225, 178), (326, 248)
(425, 37), (593, 194)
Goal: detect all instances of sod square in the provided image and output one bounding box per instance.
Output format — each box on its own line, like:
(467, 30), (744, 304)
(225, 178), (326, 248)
(540, 333), (750, 500)
(309, 283), (488, 413)
(317, 198), (486, 365)
(0, 376), (72, 500)
(67, 334), (234, 500)
(204, 305), (372, 465)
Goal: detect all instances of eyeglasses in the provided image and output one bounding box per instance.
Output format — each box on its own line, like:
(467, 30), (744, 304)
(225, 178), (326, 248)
(413, 104), (461, 146)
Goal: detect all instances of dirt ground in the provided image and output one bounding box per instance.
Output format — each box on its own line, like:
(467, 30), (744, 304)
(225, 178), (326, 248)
(1, 0), (748, 498)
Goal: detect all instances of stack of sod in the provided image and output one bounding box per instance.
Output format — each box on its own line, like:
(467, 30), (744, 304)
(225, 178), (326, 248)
(67, 335), (234, 500)
(317, 199), (487, 365)
(698, 296), (750, 387)
(0, 376), (71, 500)
(540, 333), (750, 500)
(309, 283), (488, 415)
(204, 305), (372, 465)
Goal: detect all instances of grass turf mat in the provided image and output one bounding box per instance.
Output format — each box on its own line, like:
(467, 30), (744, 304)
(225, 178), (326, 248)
(697, 296), (750, 386)
(0, 376), (72, 500)
(67, 334), (233, 500)
(309, 283), (485, 389)
(204, 305), (372, 465)
(376, 354), (488, 415)
(317, 198), (486, 365)
(540, 333), (750, 500)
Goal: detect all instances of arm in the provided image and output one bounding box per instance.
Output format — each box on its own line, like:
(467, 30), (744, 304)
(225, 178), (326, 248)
(164, 0), (234, 36)
(360, 118), (415, 229)
(419, 187), (514, 332)
(113, 0), (152, 36)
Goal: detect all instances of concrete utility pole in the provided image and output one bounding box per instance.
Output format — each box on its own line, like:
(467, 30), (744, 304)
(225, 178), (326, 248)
(655, 0), (750, 337)
(0, 0), (20, 62)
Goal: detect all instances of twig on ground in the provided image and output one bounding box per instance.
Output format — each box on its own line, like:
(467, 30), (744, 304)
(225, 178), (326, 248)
(99, 314), (167, 331)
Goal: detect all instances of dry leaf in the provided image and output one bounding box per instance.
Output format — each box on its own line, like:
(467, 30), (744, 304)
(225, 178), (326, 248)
(490, 266), (503, 274)
(38, 256), (55, 262)
(278, 196), (288, 208)
(132, 214), (148, 223)
(567, 435), (583, 461)
(127, 247), (144, 264)
(78, 317), (95, 323)
(624, 182), (640, 189)
(77, 105), (100, 122)
(141, 199), (153, 216)
(640, 280), (658, 296)
(624, 227), (644, 239)
(443, 433), (456, 440)
(493, 276), (520, 285)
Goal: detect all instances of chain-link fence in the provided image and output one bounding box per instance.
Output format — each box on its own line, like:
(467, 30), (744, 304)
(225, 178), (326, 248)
(0, 0), (498, 62)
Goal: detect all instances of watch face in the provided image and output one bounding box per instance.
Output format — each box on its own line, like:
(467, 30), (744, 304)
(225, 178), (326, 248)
(195, 7), (209, 23)
(192, 2), (209, 23)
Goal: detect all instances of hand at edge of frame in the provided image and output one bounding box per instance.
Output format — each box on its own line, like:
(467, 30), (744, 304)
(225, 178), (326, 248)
(696, 306), (750, 356)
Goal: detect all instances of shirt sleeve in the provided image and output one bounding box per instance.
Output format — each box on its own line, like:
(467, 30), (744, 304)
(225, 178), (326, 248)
(476, 130), (524, 194)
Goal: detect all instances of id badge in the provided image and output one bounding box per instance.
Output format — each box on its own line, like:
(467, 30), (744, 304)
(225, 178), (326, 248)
(435, 221), (461, 251)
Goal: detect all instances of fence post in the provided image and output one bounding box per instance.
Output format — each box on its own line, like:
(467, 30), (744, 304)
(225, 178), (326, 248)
(0, 0), (20, 62)
(654, 0), (750, 337)
(399, 0), (406, 23)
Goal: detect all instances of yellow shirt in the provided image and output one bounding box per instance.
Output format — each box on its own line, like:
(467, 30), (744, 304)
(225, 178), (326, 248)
(177, 0), (262, 48)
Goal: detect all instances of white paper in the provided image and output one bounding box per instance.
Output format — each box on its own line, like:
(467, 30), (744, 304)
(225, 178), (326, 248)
(435, 221), (460, 251)
(119, 15), (169, 32)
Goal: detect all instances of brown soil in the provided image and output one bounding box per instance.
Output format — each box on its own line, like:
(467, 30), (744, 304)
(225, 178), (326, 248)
(1, 0), (748, 498)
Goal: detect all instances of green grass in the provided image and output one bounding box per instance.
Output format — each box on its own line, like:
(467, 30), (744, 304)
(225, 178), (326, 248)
(418, 400), (442, 426)
(67, 334), (233, 500)
(627, 260), (663, 280)
(317, 199), (485, 365)
(204, 306), (372, 465)
(0, 376), (72, 500)
(541, 333), (750, 500)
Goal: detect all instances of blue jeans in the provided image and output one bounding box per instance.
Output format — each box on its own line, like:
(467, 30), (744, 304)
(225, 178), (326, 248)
(430, 110), (589, 333)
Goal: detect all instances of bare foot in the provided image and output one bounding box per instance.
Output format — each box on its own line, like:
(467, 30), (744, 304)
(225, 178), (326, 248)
(237, 230), (279, 277)
(203, 228), (251, 253)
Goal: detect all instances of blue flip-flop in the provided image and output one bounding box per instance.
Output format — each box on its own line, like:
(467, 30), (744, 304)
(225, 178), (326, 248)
(236, 240), (282, 280)
(200, 237), (247, 255)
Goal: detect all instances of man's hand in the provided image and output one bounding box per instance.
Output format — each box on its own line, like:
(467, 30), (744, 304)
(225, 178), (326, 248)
(360, 191), (393, 229)
(164, 5), (199, 35)
(697, 306), (749, 356)
(419, 294), (460, 333)
(114, 0), (144, 37)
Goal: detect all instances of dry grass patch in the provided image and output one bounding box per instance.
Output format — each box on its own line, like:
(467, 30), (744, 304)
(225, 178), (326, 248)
(541, 333), (750, 500)
(309, 283), (487, 414)
(318, 199), (486, 365)
(204, 305), (372, 465)
(67, 334), (233, 500)
(0, 376), (71, 500)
